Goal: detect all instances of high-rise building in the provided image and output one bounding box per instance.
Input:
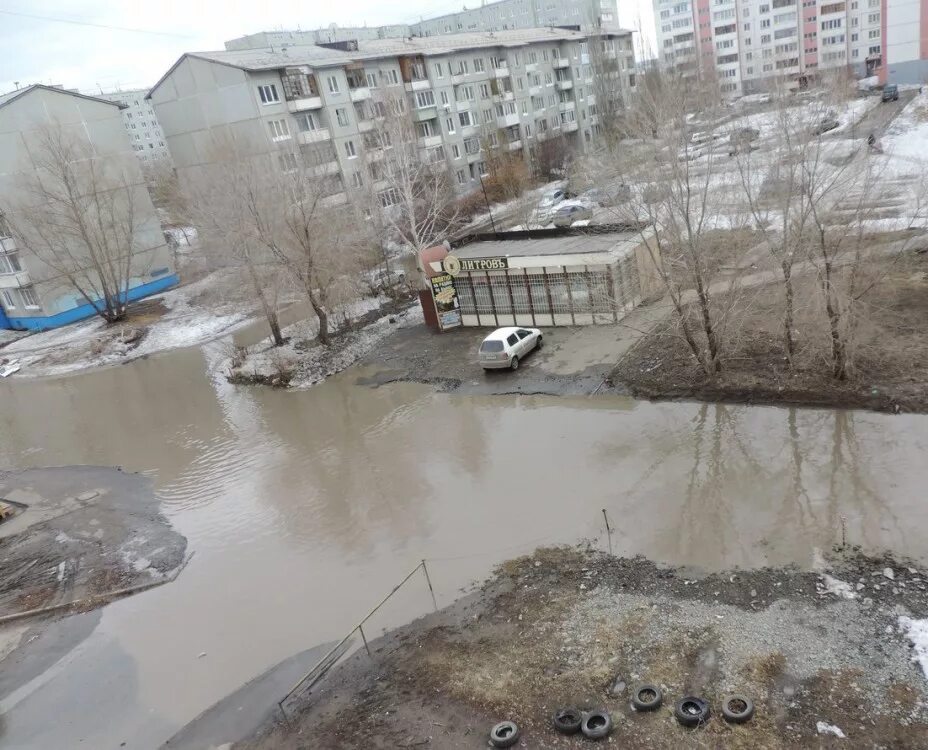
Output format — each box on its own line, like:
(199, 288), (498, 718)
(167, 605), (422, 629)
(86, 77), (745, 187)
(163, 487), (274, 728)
(653, 0), (891, 97)
(149, 28), (635, 207)
(98, 88), (172, 166)
(224, 0), (621, 52)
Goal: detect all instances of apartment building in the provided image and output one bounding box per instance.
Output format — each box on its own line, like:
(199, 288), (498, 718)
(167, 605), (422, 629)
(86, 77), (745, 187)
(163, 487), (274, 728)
(0, 85), (175, 330)
(879, 0), (928, 84)
(149, 28), (635, 209)
(654, 0), (886, 96)
(98, 88), (172, 166)
(223, 0), (621, 52)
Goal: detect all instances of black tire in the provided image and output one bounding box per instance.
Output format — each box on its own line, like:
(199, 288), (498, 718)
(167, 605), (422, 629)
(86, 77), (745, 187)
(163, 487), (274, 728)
(632, 684), (663, 712)
(509, 356), (519, 371)
(536, 335), (543, 350)
(581, 710), (613, 739)
(675, 697), (710, 728)
(721, 694), (754, 724)
(552, 707), (582, 735)
(489, 721), (520, 748)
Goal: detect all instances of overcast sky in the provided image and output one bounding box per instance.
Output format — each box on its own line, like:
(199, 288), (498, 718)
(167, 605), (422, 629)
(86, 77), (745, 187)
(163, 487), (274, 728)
(0, 1), (655, 96)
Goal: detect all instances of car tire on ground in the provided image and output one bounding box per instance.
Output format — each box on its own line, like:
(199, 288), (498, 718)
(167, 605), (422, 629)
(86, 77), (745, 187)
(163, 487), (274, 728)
(552, 707), (582, 734)
(581, 710), (613, 739)
(721, 695), (754, 724)
(536, 336), (543, 350)
(510, 356), (519, 371)
(631, 684), (663, 712)
(489, 721), (520, 748)
(675, 697), (710, 728)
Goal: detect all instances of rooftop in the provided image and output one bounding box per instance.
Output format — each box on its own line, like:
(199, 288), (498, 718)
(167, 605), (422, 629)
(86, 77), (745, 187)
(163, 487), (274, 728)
(0, 84), (124, 112)
(451, 225), (645, 259)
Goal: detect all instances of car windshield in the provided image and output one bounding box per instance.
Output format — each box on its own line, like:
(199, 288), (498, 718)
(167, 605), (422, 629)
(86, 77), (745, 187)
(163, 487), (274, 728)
(480, 340), (504, 352)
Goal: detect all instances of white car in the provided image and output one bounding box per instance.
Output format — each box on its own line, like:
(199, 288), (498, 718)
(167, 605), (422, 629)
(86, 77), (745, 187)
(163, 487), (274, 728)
(478, 327), (543, 371)
(533, 187), (576, 225)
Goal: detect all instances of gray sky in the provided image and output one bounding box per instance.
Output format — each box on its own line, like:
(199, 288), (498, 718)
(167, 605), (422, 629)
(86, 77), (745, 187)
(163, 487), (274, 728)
(0, 1), (655, 96)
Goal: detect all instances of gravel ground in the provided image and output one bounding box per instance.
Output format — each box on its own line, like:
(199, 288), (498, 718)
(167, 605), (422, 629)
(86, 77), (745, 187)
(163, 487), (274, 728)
(237, 546), (928, 749)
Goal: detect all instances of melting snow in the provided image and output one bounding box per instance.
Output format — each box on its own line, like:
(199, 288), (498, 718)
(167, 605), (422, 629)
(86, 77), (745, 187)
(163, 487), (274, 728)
(898, 616), (928, 680)
(820, 574), (857, 600)
(816, 721), (846, 738)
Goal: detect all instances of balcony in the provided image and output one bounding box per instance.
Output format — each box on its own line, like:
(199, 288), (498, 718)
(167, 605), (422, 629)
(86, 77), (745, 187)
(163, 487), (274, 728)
(418, 134), (443, 148)
(506, 139), (522, 151)
(413, 105), (438, 122)
(287, 96), (323, 112)
(525, 63), (538, 73)
(529, 85), (542, 96)
(559, 100), (576, 111)
(366, 147), (386, 162)
(297, 128), (332, 144)
(553, 57), (570, 69)
(321, 192), (349, 207)
(404, 79), (431, 92)
(357, 119), (375, 132)
(349, 86), (371, 102)
(493, 67), (510, 78)
(555, 79), (574, 91)
(451, 73), (468, 84)
(311, 160), (340, 177)
(562, 121), (579, 132)
(0, 271), (30, 289)
(497, 112), (520, 128)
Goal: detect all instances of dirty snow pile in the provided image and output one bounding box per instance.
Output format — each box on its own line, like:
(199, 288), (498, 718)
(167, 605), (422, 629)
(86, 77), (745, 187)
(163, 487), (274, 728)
(1, 271), (250, 378)
(228, 296), (422, 389)
(816, 721), (847, 738)
(899, 616), (928, 680)
(818, 574), (857, 600)
(884, 90), (928, 162)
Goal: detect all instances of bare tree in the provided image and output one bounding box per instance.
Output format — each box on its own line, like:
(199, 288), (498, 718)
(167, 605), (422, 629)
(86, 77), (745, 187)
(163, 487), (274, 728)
(586, 33), (632, 150)
(366, 91), (460, 261)
(6, 124), (154, 324)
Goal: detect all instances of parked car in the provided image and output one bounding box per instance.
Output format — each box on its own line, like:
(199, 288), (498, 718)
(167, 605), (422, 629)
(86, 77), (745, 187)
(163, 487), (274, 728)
(552, 201), (593, 227)
(478, 327), (543, 371)
(366, 267), (407, 293)
(812, 115), (839, 135)
(882, 84), (899, 102)
(533, 187), (575, 224)
(579, 186), (629, 207)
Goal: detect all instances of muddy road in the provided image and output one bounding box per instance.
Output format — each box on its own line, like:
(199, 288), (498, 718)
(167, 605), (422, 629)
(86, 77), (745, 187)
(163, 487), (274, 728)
(1, 336), (928, 748)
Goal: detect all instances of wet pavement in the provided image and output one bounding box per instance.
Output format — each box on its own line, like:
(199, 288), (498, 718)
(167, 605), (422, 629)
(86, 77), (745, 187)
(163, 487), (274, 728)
(1, 334), (928, 748)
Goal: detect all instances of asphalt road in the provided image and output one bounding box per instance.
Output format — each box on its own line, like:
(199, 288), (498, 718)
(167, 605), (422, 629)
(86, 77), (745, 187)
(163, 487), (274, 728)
(853, 90), (916, 139)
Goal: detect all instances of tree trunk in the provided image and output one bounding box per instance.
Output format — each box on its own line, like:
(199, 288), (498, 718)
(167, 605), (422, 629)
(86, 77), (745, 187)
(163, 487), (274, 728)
(268, 310), (284, 348)
(245, 261), (284, 346)
(782, 261), (795, 367)
(826, 296), (847, 380)
(306, 290), (329, 345)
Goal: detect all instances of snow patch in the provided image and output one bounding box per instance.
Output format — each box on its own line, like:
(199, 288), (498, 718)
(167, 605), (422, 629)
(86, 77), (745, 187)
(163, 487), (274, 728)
(898, 616), (928, 680)
(819, 574), (857, 600)
(816, 721), (846, 738)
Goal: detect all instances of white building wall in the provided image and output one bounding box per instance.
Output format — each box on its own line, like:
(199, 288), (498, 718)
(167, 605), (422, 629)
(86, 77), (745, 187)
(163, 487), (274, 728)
(98, 88), (172, 166)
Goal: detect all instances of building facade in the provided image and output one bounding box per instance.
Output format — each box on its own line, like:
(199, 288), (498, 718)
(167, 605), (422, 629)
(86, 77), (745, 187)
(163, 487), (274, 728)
(224, 0), (621, 51)
(98, 88), (172, 166)
(653, 0), (888, 96)
(879, 0), (928, 84)
(0, 85), (175, 330)
(149, 28), (635, 208)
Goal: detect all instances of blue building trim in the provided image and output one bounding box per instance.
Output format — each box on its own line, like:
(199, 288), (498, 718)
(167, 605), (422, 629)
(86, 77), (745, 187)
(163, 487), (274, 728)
(5, 273), (180, 331)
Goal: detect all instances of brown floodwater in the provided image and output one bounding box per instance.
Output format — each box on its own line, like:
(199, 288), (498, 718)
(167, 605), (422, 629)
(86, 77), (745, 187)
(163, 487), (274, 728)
(0, 339), (926, 748)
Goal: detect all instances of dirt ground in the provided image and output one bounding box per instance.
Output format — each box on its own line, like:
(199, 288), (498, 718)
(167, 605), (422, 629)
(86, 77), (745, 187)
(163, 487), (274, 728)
(356, 302), (668, 397)
(613, 239), (928, 414)
(0, 466), (187, 619)
(237, 546), (928, 749)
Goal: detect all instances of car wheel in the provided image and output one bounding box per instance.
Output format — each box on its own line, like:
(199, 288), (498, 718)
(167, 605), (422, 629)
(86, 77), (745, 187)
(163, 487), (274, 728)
(675, 697), (710, 728)
(536, 335), (543, 350)
(552, 707), (582, 734)
(489, 721), (520, 748)
(721, 695), (754, 724)
(581, 710), (613, 739)
(510, 356), (519, 371)
(632, 684), (662, 712)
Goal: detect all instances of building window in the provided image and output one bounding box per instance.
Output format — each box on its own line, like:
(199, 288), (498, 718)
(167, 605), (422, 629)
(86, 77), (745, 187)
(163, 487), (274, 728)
(0, 252), (22, 274)
(378, 188), (400, 207)
(440, 91), (449, 106)
(459, 111), (473, 127)
(297, 113), (319, 131)
(1, 290), (15, 309)
(456, 169), (467, 184)
(278, 152), (298, 172)
(267, 119), (291, 141)
(473, 57), (485, 72)
(258, 84), (279, 104)
(366, 71), (378, 88)
(351, 172), (364, 188)
(452, 144), (461, 158)
(20, 285), (39, 308)
(446, 117), (456, 133)
(326, 75), (340, 93)
(336, 108), (349, 127)
(344, 140), (357, 158)
(416, 90), (435, 108)
(434, 63), (444, 78)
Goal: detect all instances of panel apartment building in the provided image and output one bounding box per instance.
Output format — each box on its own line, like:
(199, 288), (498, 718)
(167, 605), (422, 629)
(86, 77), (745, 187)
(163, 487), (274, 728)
(654, 0), (885, 96)
(149, 28), (635, 209)
(224, 0), (622, 51)
(0, 86), (175, 330)
(98, 88), (172, 166)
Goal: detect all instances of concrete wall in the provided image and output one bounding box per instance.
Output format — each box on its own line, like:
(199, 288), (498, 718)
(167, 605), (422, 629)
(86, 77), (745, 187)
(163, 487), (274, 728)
(0, 87), (173, 328)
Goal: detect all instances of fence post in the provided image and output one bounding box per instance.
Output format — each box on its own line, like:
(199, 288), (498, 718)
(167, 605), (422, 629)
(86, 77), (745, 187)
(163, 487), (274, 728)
(359, 623), (372, 657)
(421, 559), (439, 612)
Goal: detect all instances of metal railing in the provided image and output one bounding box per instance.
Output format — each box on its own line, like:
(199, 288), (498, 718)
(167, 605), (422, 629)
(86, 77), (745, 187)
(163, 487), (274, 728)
(276, 559), (438, 723)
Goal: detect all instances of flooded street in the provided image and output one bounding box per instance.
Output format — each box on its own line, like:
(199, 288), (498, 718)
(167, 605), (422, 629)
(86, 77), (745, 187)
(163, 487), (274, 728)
(1, 341), (927, 749)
